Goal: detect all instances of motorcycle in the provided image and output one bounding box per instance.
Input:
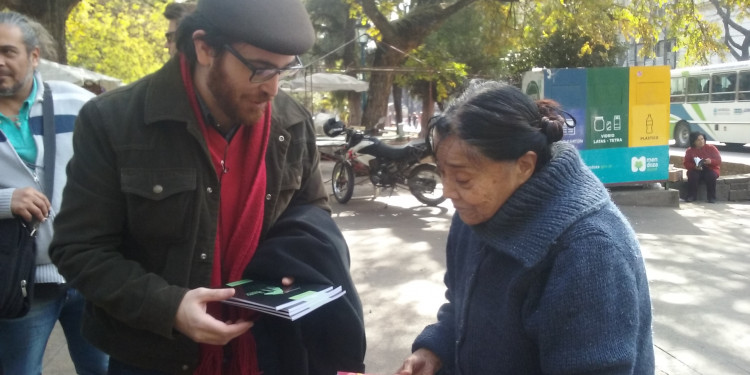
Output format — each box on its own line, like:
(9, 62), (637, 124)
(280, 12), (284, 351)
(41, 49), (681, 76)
(323, 119), (445, 206)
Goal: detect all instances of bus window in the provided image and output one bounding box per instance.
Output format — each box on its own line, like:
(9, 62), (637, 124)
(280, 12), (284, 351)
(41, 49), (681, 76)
(670, 77), (686, 103)
(710, 72), (737, 102)
(670, 62), (750, 147)
(686, 75), (709, 102)
(739, 70), (750, 101)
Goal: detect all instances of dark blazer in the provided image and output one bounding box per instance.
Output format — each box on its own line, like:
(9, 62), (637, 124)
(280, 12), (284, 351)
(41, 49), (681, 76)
(245, 204), (366, 374)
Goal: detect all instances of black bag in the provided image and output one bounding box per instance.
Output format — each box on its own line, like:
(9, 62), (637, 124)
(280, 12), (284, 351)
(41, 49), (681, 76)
(0, 218), (37, 319)
(0, 83), (53, 319)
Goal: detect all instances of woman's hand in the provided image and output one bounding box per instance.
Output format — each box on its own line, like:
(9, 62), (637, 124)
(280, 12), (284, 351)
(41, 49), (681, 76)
(394, 348), (442, 375)
(703, 158), (712, 165)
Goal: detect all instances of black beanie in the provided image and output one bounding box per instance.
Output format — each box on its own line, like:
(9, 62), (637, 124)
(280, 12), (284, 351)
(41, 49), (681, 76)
(195, 0), (315, 55)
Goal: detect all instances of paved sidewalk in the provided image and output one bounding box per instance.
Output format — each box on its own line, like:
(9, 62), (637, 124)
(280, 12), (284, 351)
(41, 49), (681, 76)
(620, 202), (750, 374)
(43, 163), (750, 374)
(329, 189), (750, 375)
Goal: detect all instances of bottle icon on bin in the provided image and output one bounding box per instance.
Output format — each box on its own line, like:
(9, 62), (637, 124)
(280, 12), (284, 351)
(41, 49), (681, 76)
(646, 114), (653, 134)
(594, 116), (605, 132)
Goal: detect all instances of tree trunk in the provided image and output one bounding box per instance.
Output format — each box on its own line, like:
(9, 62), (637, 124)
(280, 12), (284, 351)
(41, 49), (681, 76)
(0, 0), (81, 63)
(392, 84), (403, 126)
(341, 16), (364, 125)
(420, 81), (436, 139)
(709, 0), (750, 61)
(347, 92), (363, 125)
(358, 0), (486, 131)
(361, 46), (406, 131)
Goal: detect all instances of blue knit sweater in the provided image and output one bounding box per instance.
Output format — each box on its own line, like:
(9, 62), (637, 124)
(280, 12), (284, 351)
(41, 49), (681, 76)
(412, 142), (655, 374)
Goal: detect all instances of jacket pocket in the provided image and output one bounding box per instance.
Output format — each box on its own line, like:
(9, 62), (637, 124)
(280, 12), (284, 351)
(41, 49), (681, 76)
(279, 161), (303, 191)
(120, 168), (196, 243)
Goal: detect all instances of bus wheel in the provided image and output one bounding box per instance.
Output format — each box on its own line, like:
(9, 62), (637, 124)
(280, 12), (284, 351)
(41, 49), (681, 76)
(674, 122), (691, 148)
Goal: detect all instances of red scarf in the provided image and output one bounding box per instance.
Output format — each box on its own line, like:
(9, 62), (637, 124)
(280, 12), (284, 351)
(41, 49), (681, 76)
(180, 54), (270, 375)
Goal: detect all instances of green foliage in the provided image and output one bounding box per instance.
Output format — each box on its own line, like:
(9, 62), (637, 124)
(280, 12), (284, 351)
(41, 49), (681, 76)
(427, 3), (509, 79)
(306, 0), (352, 67)
(394, 45), (468, 102)
(67, 0), (170, 83)
(500, 26), (627, 86)
(416, 0), (624, 87)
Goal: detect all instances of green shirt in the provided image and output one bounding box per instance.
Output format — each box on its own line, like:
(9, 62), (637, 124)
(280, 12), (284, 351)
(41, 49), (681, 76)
(0, 79), (38, 167)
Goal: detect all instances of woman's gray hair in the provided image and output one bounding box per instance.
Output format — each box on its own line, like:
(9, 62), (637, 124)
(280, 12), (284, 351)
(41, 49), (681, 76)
(434, 80), (567, 170)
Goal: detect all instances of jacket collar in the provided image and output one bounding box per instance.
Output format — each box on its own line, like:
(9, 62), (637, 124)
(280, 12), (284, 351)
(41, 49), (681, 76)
(471, 143), (611, 268)
(270, 90), (308, 131)
(32, 71), (44, 104)
(143, 56), (197, 127)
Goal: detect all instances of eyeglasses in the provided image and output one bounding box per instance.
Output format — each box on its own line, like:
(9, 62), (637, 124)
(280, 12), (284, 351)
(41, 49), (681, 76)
(223, 44), (304, 83)
(165, 31), (176, 43)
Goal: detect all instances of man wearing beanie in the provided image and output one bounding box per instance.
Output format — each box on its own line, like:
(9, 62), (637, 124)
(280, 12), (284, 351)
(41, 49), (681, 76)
(49, 0), (367, 374)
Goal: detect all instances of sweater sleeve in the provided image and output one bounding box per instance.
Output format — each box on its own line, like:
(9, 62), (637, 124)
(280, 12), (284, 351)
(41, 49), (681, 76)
(524, 228), (654, 374)
(411, 222), (460, 373)
(706, 144), (722, 167)
(0, 188), (13, 218)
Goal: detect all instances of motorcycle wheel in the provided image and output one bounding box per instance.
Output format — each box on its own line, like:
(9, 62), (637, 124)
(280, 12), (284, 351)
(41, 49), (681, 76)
(408, 164), (446, 206)
(331, 161), (355, 204)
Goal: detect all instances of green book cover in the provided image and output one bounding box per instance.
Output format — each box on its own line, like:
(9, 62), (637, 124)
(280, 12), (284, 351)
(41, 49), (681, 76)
(222, 279), (345, 321)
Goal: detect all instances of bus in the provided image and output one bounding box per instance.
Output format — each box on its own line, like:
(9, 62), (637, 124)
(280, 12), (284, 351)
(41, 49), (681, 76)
(669, 61), (750, 147)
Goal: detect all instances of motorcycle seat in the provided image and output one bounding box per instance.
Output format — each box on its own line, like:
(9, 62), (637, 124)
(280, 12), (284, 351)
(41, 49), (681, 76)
(366, 141), (418, 160)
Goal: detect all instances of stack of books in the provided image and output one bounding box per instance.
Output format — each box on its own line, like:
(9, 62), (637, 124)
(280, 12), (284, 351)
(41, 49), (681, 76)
(222, 279), (345, 321)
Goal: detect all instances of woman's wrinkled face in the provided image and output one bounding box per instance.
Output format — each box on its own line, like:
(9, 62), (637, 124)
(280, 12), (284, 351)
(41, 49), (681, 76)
(435, 135), (536, 225)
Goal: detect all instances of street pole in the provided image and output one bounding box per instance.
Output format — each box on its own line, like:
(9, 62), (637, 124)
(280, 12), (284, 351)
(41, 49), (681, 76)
(359, 37), (367, 112)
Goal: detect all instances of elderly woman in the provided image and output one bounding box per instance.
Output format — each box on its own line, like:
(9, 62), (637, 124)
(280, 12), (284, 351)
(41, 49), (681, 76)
(683, 131), (721, 203)
(395, 81), (654, 375)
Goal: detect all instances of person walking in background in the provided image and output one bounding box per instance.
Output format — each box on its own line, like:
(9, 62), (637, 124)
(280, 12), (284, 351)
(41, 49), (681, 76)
(50, 0), (366, 374)
(395, 81), (654, 374)
(0, 11), (108, 375)
(683, 131), (721, 203)
(163, 1), (196, 57)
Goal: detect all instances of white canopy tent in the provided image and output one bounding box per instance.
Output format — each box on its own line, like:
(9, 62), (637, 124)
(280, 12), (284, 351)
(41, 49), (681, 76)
(37, 59), (123, 92)
(282, 72), (369, 93)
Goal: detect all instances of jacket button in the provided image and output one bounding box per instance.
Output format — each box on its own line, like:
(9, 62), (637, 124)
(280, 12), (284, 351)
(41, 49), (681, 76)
(200, 253), (207, 260)
(266, 194), (272, 200)
(206, 187), (213, 193)
(152, 185), (163, 194)
(278, 135), (285, 142)
(181, 364), (189, 371)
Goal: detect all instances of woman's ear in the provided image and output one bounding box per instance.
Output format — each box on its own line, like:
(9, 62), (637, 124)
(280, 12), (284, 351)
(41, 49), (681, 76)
(516, 151), (538, 182)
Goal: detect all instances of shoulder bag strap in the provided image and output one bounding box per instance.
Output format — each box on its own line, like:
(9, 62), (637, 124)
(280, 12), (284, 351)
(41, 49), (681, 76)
(42, 82), (55, 202)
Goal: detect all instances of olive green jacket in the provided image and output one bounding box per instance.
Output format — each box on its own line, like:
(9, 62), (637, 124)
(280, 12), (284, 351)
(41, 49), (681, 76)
(50, 58), (330, 373)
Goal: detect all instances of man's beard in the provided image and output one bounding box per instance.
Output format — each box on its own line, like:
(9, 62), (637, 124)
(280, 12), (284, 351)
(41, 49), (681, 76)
(207, 56), (267, 126)
(0, 65), (33, 97)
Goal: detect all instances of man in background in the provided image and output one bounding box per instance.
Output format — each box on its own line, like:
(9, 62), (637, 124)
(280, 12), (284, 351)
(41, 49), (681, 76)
(163, 1), (196, 56)
(0, 11), (108, 375)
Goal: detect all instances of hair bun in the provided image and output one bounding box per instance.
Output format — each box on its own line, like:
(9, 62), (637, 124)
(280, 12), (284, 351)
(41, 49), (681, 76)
(539, 115), (565, 144)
